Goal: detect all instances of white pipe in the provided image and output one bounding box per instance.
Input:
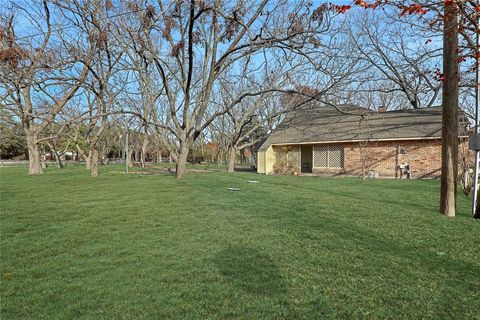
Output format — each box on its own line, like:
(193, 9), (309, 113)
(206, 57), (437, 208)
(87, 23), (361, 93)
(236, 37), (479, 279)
(472, 0), (480, 218)
(125, 128), (129, 174)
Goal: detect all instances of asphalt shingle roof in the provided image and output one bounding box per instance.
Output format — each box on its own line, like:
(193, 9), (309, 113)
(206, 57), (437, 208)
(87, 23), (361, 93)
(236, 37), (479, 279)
(259, 105), (469, 151)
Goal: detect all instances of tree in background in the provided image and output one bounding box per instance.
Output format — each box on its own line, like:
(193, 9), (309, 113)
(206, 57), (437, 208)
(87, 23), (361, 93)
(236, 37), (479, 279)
(0, 1), (92, 174)
(115, 0), (334, 178)
(0, 110), (26, 159)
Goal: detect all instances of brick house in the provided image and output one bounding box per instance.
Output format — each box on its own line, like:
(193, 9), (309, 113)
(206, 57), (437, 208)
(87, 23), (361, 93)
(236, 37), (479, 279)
(256, 105), (470, 178)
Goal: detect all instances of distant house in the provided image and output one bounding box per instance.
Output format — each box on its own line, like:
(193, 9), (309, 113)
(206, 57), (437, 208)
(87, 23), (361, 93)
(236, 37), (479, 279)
(256, 105), (470, 178)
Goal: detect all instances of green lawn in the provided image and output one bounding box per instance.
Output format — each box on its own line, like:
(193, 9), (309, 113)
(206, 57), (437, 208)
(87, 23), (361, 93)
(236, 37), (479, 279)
(1, 165), (479, 319)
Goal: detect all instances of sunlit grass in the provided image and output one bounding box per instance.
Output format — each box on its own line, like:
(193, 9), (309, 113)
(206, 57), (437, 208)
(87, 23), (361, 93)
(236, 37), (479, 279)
(1, 165), (479, 319)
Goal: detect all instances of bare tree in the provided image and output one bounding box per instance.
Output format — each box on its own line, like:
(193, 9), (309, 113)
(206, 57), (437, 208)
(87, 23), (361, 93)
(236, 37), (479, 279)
(114, 0), (333, 178)
(345, 10), (442, 110)
(0, 1), (92, 174)
(49, 0), (126, 177)
(214, 56), (292, 172)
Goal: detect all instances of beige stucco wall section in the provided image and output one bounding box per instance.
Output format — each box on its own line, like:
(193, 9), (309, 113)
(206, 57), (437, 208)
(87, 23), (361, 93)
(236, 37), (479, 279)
(257, 150), (266, 173)
(257, 146), (275, 174)
(265, 145), (275, 174)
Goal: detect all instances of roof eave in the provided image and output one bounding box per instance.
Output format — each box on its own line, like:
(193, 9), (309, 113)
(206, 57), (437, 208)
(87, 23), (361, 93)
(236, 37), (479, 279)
(258, 135), (469, 150)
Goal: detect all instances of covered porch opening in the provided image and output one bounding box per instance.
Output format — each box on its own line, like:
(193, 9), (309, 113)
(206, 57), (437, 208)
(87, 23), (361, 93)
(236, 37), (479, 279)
(301, 145), (313, 173)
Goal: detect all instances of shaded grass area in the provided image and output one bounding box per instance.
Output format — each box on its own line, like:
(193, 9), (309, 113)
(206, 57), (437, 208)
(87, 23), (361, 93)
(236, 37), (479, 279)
(1, 165), (479, 319)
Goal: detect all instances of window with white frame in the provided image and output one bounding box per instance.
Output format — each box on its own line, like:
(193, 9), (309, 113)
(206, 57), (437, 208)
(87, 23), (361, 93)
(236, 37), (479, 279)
(313, 145), (344, 169)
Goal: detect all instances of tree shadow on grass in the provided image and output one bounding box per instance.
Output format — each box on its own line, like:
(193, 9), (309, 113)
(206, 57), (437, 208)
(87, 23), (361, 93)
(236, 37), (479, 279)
(214, 245), (287, 297)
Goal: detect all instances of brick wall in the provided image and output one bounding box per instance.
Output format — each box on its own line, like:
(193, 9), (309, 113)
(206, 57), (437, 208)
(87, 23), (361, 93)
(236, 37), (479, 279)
(343, 138), (470, 178)
(268, 138), (470, 178)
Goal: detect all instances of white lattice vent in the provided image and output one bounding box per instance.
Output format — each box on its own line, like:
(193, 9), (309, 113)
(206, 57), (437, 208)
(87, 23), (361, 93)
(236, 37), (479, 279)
(313, 145), (344, 168)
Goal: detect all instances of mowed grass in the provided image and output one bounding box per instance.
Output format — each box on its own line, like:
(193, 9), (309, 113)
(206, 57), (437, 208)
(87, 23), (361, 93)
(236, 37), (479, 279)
(1, 165), (479, 319)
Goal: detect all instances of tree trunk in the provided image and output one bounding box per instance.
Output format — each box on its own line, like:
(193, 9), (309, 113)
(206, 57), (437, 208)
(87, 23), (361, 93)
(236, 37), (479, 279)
(85, 150), (92, 170)
(176, 144), (189, 179)
(76, 145), (90, 169)
(41, 146), (47, 169)
(440, 2), (459, 217)
(157, 150), (162, 164)
(200, 143), (206, 162)
(90, 148), (99, 177)
(218, 151), (224, 166)
(26, 133), (43, 175)
(41, 154), (46, 169)
(140, 152), (146, 169)
(55, 154), (64, 169)
(135, 150), (140, 163)
(227, 146), (236, 173)
(48, 142), (64, 169)
(128, 150), (134, 167)
(141, 137), (148, 169)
